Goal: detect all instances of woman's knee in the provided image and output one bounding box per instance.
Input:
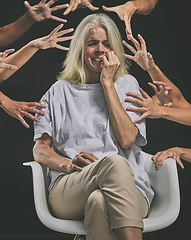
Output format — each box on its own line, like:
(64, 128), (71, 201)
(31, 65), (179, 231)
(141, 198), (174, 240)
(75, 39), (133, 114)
(85, 189), (106, 213)
(101, 155), (134, 176)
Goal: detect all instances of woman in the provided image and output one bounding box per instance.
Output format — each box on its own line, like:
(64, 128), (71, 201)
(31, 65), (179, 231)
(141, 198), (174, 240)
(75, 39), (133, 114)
(33, 13), (154, 240)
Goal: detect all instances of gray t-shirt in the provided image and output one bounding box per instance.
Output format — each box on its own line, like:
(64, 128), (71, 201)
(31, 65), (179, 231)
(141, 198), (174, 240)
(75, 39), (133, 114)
(34, 74), (154, 205)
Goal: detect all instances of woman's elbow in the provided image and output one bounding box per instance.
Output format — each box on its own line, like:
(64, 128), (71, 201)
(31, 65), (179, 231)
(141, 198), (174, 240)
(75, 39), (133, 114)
(33, 144), (42, 163)
(120, 134), (137, 149)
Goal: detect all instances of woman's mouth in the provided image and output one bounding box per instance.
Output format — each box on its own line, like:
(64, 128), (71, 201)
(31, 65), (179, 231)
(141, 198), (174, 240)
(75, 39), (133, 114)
(92, 58), (103, 63)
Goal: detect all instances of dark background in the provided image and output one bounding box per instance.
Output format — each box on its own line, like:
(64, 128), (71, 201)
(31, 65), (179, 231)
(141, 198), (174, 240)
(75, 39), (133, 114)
(0, 0), (190, 239)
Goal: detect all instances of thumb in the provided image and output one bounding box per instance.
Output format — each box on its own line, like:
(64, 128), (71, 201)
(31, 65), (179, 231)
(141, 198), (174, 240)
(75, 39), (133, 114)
(24, 1), (31, 10)
(102, 5), (117, 13)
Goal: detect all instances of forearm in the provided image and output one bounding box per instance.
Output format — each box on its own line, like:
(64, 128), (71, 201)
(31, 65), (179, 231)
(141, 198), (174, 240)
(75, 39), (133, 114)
(148, 65), (190, 108)
(33, 142), (71, 172)
(0, 14), (34, 47)
(0, 91), (9, 108)
(131, 0), (158, 15)
(160, 106), (191, 126)
(0, 41), (39, 82)
(102, 82), (138, 148)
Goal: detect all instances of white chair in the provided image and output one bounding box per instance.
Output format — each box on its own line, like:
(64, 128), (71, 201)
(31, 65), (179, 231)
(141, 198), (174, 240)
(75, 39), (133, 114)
(23, 151), (180, 235)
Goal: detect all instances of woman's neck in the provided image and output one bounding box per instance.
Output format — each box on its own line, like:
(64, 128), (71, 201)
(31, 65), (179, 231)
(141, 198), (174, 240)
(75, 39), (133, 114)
(86, 72), (101, 84)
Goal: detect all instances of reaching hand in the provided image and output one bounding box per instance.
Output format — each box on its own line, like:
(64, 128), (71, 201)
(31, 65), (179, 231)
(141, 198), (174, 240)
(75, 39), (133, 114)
(152, 147), (184, 171)
(63, 0), (99, 15)
(125, 87), (164, 123)
(123, 34), (155, 71)
(1, 95), (46, 128)
(149, 81), (173, 107)
(0, 49), (18, 70)
(31, 24), (74, 51)
(102, 1), (137, 39)
(24, 0), (69, 23)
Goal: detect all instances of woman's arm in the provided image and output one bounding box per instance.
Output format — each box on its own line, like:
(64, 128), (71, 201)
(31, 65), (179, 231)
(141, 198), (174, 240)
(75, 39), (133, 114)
(101, 51), (138, 149)
(123, 34), (191, 108)
(0, 24), (74, 82)
(148, 65), (191, 108)
(0, 0), (69, 47)
(33, 133), (79, 173)
(125, 87), (191, 126)
(33, 133), (97, 172)
(0, 49), (18, 70)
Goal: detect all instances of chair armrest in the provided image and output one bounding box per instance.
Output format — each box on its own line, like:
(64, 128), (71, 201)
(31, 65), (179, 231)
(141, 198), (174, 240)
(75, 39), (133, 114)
(23, 161), (86, 235)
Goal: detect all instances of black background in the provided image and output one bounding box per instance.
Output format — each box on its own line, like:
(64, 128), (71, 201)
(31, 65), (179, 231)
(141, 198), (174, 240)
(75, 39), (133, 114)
(0, 0), (190, 239)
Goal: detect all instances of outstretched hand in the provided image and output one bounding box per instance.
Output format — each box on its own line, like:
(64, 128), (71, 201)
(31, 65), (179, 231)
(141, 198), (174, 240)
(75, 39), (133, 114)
(63, 0), (99, 15)
(0, 49), (18, 70)
(1, 96), (46, 128)
(24, 0), (69, 23)
(31, 24), (74, 51)
(102, 1), (137, 39)
(125, 81), (173, 123)
(123, 34), (155, 71)
(149, 81), (173, 107)
(125, 87), (163, 123)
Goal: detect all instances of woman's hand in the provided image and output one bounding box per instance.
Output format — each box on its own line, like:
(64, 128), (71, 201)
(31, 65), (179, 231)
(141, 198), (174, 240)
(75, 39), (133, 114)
(0, 49), (18, 70)
(125, 87), (165, 123)
(103, 1), (137, 39)
(149, 81), (173, 107)
(100, 51), (120, 85)
(152, 147), (184, 171)
(30, 24), (74, 51)
(25, 0), (69, 23)
(63, 0), (99, 15)
(1, 95), (46, 128)
(123, 34), (155, 71)
(63, 152), (98, 174)
(72, 152), (98, 168)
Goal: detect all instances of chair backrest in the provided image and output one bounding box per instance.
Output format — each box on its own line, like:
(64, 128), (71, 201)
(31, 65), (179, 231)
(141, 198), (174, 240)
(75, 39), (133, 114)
(24, 151), (180, 234)
(142, 151), (180, 232)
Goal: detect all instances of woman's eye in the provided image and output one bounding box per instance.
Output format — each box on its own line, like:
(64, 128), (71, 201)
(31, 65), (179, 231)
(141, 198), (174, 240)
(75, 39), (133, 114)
(87, 41), (97, 46)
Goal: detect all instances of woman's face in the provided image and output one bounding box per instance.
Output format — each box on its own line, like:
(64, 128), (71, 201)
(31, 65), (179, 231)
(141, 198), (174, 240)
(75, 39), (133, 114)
(84, 26), (112, 76)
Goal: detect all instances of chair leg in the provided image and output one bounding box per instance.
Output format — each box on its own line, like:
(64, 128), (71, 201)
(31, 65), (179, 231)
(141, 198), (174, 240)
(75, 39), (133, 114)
(74, 234), (86, 240)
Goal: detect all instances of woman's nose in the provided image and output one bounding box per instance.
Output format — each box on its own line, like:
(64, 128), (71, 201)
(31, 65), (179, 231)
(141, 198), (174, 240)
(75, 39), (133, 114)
(96, 43), (105, 53)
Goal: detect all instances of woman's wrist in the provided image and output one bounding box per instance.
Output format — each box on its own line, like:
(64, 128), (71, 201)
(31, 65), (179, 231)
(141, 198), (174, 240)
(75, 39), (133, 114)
(0, 91), (9, 108)
(124, 1), (137, 14)
(28, 40), (42, 50)
(147, 63), (158, 75)
(132, 0), (155, 15)
(60, 158), (74, 173)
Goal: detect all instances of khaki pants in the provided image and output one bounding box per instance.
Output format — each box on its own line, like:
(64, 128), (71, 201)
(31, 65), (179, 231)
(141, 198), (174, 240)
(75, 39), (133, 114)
(49, 155), (148, 240)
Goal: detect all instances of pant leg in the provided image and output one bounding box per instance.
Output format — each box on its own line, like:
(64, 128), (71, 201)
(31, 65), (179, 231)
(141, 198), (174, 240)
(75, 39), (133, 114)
(49, 155), (148, 233)
(84, 189), (118, 240)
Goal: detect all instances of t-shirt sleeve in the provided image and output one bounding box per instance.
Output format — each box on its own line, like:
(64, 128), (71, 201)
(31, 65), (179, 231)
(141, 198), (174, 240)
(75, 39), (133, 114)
(116, 75), (147, 146)
(33, 89), (53, 142)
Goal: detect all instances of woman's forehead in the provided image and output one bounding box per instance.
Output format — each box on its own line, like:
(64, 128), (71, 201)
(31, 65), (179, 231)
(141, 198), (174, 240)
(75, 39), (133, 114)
(87, 27), (108, 40)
